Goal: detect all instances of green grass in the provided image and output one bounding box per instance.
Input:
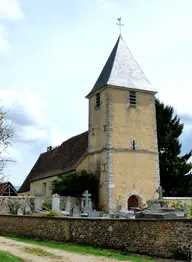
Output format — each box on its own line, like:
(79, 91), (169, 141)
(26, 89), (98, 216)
(0, 250), (24, 262)
(3, 235), (155, 262)
(23, 246), (60, 258)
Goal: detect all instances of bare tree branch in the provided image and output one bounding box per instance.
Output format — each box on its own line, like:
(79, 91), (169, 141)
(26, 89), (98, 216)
(0, 105), (14, 180)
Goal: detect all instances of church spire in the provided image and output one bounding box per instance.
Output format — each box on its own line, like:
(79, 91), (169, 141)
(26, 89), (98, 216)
(86, 35), (157, 98)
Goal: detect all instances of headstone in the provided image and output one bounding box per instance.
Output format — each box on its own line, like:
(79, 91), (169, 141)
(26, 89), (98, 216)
(82, 190), (93, 213)
(24, 205), (32, 215)
(72, 206), (81, 217)
(34, 193), (43, 211)
(65, 197), (71, 212)
(88, 211), (100, 218)
(52, 194), (60, 212)
(17, 208), (23, 216)
(83, 205), (92, 213)
(83, 190), (91, 206)
(157, 185), (164, 200)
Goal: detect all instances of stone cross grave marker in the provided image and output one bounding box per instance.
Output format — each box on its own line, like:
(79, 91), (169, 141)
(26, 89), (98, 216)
(52, 194), (60, 212)
(82, 190), (92, 213)
(157, 186), (164, 200)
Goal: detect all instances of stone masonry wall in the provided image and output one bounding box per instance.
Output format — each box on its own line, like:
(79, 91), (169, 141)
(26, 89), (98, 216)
(0, 197), (34, 214)
(0, 215), (191, 259)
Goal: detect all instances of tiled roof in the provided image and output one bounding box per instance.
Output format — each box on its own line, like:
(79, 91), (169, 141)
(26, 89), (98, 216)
(18, 131), (88, 193)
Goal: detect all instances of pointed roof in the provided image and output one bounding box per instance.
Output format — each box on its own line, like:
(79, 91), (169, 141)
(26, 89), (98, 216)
(86, 35), (156, 98)
(18, 131), (88, 193)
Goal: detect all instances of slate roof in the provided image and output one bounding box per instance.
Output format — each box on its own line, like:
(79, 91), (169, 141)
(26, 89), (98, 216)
(18, 131), (88, 193)
(86, 35), (156, 98)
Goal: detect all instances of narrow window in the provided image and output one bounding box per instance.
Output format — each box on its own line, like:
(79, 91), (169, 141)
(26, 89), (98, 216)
(102, 163), (107, 172)
(103, 125), (107, 132)
(129, 91), (136, 106)
(132, 140), (136, 150)
(91, 128), (95, 136)
(96, 93), (100, 109)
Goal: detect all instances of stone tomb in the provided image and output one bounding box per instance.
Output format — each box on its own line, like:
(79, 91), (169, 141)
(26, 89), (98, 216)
(34, 193), (43, 211)
(52, 194), (60, 212)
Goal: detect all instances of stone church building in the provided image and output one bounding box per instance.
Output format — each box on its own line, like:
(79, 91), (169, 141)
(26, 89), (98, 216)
(18, 35), (160, 212)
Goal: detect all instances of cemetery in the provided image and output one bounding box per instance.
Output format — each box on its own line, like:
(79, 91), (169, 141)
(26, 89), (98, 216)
(0, 190), (191, 260)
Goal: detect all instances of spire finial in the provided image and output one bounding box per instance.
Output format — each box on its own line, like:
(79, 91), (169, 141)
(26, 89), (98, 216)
(116, 17), (124, 35)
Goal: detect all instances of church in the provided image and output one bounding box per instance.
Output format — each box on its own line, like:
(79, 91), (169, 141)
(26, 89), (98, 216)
(18, 34), (160, 212)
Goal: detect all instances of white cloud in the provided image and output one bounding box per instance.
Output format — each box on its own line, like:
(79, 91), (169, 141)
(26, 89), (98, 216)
(0, 89), (66, 150)
(0, 0), (24, 21)
(0, 25), (10, 53)
(0, 0), (23, 54)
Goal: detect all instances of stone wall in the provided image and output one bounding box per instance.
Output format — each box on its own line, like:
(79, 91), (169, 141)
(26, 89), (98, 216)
(0, 196), (34, 214)
(0, 215), (191, 259)
(163, 197), (192, 206)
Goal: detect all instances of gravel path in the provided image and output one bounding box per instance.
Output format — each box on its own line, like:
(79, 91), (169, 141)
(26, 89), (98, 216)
(0, 236), (131, 262)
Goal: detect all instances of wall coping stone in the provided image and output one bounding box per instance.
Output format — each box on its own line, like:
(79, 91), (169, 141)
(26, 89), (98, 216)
(0, 214), (191, 222)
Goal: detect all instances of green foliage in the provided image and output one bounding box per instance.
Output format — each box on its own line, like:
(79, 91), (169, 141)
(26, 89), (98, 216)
(6, 235), (155, 262)
(184, 205), (192, 218)
(7, 198), (21, 214)
(7, 198), (35, 215)
(41, 204), (59, 217)
(168, 200), (183, 211)
(52, 170), (99, 208)
(42, 201), (52, 210)
(156, 99), (192, 197)
(0, 250), (24, 262)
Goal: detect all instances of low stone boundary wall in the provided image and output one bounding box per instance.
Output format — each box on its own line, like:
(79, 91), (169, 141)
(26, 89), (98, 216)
(163, 197), (192, 206)
(0, 197), (35, 214)
(0, 215), (191, 259)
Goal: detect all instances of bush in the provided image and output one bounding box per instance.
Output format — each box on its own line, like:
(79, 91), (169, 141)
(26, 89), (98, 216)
(7, 198), (21, 214)
(184, 205), (192, 218)
(42, 201), (52, 210)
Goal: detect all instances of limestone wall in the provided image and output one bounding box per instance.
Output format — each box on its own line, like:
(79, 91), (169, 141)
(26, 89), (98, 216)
(0, 215), (191, 259)
(163, 197), (192, 206)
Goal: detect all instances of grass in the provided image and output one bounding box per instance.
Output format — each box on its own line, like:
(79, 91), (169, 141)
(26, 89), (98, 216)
(0, 250), (24, 262)
(3, 235), (155, 262)
(23, 246), (59, 258)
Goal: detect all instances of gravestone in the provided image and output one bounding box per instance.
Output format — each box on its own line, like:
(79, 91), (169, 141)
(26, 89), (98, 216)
(88, 211), (100, 218)
(82, 190), (93, 213)
(34, 193), (43, 211)
(72, 206), (81, 217)
(65, 197), (71, 212)
(52, 194), (60, 212)
(24, 205), (32, 215)
(17, 207), (23, 216)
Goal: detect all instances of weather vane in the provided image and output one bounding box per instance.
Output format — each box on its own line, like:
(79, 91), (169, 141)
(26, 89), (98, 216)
(116, 17), (124, 35)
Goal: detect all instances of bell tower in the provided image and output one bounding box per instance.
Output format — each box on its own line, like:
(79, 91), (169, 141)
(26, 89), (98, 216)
(86, 35), (160, 212)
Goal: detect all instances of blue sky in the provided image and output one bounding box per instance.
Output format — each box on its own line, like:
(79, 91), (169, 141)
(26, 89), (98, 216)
(1, 0), (192, 186)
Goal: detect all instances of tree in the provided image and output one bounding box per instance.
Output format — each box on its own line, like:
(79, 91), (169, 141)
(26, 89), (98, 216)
(0, 105), (14, 180)
(52, 170), (99, 208)
(155, 99), (192, 196)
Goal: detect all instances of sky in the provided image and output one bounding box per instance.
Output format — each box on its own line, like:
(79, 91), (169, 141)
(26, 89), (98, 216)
(1, 0), (192, 186)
